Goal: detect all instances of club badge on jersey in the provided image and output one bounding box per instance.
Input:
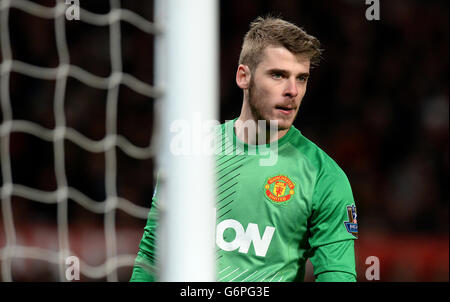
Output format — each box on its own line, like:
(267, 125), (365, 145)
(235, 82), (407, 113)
(344, 205), (358, 238)
(264, 175), (296, 204)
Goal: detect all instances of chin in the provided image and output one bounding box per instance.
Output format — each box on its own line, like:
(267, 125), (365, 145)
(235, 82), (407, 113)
(259, 114), (293, 131)
(277, 123), (292, 131)
(265, 120), (291, 131)
(275, 117), (294, 131)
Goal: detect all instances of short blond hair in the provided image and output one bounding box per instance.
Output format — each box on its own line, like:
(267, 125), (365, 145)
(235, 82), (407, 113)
(238, 16), (323, 72)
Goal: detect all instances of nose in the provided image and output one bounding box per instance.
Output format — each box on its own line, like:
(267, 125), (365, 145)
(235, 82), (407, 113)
(283, 78), (298, 98)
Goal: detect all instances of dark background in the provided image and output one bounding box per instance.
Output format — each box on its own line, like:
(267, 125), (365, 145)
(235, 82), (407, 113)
(0, 0), (448, 281)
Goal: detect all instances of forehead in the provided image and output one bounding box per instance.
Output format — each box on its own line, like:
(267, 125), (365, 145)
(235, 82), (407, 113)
(257, 46), (310, 72)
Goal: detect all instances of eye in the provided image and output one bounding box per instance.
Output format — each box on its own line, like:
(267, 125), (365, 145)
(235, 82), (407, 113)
(297, 75), (308, 82)
(272, 72), (283, 79)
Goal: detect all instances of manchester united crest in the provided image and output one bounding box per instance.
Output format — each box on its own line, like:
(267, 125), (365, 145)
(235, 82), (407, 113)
(264, 175), (295, 204)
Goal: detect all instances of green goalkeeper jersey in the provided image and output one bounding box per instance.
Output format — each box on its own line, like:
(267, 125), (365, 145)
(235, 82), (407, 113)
(130, 119), (358, 282)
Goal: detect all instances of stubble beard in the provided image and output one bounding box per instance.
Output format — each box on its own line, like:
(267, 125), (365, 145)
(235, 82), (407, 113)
(247, 78), (295, 132)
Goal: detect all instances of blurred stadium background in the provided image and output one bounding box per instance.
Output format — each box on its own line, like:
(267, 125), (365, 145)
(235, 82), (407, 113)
(0, 0), (448, 281)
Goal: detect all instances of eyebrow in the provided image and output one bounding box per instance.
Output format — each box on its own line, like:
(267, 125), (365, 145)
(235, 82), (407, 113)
(268, 68), (310, 78)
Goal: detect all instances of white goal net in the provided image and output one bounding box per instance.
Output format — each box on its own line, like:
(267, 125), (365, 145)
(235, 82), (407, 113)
(0, 0), (217, 282)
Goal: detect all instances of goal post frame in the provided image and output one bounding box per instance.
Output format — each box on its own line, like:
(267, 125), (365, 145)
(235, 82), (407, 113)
(155, 0), (219, 282)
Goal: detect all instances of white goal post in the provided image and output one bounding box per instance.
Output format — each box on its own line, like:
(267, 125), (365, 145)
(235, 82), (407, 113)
(155, 0), (218, 282)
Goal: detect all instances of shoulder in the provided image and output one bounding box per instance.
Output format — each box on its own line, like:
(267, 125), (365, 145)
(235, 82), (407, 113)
(288, 127), (347, 180)
(288, 128), (354, 207)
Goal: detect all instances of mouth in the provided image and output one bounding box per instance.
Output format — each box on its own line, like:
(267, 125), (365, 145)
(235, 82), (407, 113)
(275, 105), (295, 115)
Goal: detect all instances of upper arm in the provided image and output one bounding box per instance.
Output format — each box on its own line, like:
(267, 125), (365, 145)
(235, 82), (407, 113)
(308, 167), (358, 248)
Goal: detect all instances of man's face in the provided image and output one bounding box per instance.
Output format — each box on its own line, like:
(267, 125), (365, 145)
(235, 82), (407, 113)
(247, 46), (310, 131)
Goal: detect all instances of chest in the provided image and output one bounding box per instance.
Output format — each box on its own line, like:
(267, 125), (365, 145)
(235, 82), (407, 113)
(216, 152), (315, 242)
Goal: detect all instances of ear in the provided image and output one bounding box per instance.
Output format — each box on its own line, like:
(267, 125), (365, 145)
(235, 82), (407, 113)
(236, 64), (251, 89)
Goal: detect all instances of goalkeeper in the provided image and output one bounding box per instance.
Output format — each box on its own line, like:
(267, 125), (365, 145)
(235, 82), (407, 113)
(131, 16), (358, 282)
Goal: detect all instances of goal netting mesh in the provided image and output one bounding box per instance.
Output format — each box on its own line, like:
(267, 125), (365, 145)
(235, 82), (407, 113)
(0, 0), (161, 281)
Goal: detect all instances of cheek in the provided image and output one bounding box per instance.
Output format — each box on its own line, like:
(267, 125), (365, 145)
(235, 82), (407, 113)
(262, 87), (283, 107)
(297, 85), (307, 101)
(252, 83), (273, 105)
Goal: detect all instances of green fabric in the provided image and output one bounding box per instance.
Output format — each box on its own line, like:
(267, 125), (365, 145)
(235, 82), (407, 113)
(130, 119), (357, 282)
(309, 240), (356, 280)
(316, 271), (356, 282)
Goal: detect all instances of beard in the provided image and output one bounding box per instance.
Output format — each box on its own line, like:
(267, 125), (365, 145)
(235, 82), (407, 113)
(247, 77), (297, 132)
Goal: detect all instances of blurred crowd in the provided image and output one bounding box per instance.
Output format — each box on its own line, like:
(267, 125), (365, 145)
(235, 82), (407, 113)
(0, 0), (448, 281)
